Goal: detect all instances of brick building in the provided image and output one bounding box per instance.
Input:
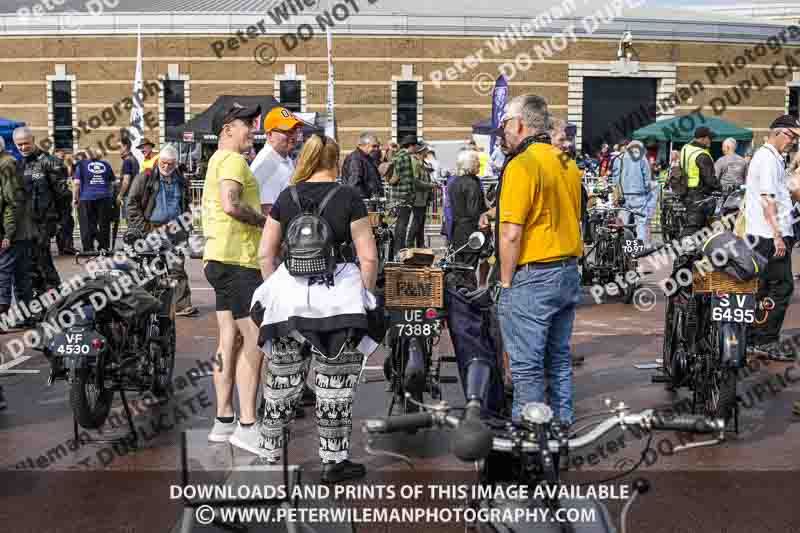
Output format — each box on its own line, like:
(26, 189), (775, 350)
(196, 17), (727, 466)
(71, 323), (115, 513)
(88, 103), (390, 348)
(0, 0), (798, 170)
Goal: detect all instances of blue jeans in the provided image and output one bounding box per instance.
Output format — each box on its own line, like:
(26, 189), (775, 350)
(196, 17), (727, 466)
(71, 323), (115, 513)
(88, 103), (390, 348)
(497, 261), (582, 424)
(0, 240), (33, 307)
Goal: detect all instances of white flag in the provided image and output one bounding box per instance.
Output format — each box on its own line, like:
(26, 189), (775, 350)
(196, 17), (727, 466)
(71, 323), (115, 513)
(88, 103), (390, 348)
(325, 26), (336, 140)
(128, 25), (145, 165)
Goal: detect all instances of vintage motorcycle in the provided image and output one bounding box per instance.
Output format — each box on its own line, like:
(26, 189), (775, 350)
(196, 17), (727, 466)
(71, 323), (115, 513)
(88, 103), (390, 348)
(639, 188), (760, 431)
(36, 233), (177, 437)
(382, 231), (492, 416)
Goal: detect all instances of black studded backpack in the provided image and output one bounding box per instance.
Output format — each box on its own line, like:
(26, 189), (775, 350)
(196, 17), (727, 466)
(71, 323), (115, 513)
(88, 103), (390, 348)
(282, 185), (342, 278)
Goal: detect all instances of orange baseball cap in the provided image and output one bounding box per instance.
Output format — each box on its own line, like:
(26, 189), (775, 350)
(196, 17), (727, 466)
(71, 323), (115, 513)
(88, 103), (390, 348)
(264, 107), (302, 132)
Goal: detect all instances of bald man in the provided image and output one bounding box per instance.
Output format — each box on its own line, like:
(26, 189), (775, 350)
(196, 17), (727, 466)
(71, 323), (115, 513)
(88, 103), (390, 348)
(714, 138), (747, 191)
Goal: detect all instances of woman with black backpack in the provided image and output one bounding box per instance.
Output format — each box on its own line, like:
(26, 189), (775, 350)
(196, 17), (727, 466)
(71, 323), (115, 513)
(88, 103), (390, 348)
(252, 134), (380, 483)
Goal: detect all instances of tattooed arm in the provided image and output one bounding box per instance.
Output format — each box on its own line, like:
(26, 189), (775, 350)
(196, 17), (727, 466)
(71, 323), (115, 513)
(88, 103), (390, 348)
(220, 179), (266, 227)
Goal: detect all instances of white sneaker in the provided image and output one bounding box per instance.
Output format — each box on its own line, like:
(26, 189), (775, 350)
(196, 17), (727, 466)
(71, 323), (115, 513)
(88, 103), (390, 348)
(228, 423), (274, 459)
(208, 418), (237, 443)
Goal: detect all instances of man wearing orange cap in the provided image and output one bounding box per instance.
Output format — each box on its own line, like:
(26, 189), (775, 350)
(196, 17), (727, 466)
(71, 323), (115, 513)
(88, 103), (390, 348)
(250, 107), (301, 216)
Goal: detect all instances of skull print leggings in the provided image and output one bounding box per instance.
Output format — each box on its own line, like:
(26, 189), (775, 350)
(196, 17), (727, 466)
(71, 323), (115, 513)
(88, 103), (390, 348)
(258, 336), (365, 463)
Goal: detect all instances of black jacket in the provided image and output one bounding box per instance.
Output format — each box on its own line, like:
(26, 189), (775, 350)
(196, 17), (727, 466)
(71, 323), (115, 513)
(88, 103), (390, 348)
(448, 174), (484, 249)
(687, 141), (720, 197)
(17, 149), (68, 241)
(342, 148), (383, 199)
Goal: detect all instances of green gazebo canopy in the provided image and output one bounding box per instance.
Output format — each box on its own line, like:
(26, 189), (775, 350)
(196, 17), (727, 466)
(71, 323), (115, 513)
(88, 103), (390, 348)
(632, 113), (753, 144)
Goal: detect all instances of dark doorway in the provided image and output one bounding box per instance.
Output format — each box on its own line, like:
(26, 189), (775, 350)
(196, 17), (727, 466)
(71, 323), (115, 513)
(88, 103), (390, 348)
(581, 77), (657, 157)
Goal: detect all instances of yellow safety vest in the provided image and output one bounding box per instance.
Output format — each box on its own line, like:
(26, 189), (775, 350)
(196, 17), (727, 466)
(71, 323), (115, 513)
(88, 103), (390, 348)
(142, 153), (159, 173)
(679, 144), (710, 189)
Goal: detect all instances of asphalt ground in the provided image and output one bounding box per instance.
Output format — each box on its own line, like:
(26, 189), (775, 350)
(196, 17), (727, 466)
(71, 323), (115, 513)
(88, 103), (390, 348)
(1, 248), (799, 533)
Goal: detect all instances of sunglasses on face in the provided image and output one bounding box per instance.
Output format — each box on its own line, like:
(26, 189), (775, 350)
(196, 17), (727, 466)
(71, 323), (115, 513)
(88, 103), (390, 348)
(781, 130), (799, 142)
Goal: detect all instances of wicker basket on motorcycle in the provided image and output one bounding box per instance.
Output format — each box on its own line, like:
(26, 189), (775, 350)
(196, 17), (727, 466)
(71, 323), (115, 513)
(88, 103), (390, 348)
(368, 212), (381, 227)
(692, 268), (758, 294)
(383, 265), (444, 308)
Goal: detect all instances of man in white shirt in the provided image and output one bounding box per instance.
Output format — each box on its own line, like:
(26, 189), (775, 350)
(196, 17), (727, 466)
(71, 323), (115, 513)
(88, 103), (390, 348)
(250, 106), (301, 216)
(744, 114), (800, 361)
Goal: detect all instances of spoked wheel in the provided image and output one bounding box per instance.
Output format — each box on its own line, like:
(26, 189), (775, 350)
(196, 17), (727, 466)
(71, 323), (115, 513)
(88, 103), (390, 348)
(699, 324), (737, 423)
(70, 369), (114, 429)
(151, 317), (177, 397)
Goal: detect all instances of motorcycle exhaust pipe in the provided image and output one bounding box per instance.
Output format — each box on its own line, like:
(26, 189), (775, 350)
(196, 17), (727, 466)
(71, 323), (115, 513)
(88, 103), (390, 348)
(403, 337), (427, 398)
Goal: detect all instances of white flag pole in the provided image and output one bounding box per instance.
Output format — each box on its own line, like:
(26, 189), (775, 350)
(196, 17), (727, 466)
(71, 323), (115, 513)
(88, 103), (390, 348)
(325, 24), (336, 140)
(129, 25), (145, 166)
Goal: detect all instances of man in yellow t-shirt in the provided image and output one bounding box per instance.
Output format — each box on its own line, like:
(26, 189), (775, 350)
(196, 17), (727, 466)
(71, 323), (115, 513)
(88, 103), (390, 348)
(495, 94), (583, 426)
(202, 102), (269, 455)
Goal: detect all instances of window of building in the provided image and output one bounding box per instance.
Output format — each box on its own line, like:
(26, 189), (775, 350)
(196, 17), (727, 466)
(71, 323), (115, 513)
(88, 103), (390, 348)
(790, 87), (799, 120)
(279, 80), (302, 112)
(52, 80), (73, 150)
(164, 80), (186, 127)
(396, 81), (418, 140)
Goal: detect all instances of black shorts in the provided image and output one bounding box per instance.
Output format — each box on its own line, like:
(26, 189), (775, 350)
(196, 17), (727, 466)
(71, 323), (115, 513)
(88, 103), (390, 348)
(203, 261), (263, 320)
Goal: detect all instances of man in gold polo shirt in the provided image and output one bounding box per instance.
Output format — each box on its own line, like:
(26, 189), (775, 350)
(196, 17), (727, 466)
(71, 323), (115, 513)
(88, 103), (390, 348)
(495, 94), (583, 425)
(202, 102), (268, 454)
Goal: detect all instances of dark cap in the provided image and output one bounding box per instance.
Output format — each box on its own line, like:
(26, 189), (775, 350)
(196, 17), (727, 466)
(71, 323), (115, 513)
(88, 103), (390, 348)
(770, 114), (800, 131)
(212, 102), (262, 136)
(694, 127), (714, 139)
(399, 135), (419, 148)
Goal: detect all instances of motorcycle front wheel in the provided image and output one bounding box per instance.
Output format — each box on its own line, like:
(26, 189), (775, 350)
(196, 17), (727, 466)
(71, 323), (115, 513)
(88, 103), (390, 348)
(151, 318), (177, 397)
(70, 368), (113, 429)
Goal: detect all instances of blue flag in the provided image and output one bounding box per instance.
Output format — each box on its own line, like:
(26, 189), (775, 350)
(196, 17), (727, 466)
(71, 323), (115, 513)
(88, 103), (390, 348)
(490, 75), (508, 155)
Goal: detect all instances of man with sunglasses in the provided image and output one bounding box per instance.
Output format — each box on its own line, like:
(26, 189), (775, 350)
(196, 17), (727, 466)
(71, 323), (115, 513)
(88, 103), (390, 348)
(494, 94), (583, 427)
(250, 106), (301, 217)
(744, 115), (800, 362)
(203, 103), (267, 452)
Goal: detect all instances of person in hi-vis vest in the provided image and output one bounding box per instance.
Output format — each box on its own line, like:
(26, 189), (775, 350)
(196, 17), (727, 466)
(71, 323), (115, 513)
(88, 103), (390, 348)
(137, 138), (159, 174)
(679, 126), (720, 236)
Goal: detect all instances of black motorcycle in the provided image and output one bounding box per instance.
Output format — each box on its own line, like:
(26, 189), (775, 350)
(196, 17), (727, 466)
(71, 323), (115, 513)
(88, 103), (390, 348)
(37, 233), (177, 437)
(644, 189), (758, 430)
(382, 232), (489, 416)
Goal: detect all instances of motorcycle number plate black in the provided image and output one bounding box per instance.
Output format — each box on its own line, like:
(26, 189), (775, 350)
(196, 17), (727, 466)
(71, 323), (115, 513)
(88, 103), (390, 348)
(50, 329), (102, 360)
(711, 293), (755, 323)
(622, 239), (645, 255)
(388, 309), (441, 338)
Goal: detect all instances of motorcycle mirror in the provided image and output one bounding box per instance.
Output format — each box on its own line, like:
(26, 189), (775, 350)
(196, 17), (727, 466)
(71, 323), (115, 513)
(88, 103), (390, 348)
(468, 232), (486, 250)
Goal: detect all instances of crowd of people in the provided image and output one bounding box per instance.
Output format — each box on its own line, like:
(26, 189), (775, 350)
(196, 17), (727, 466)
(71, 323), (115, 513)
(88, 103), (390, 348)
(3, 91), (800, 466)
(0, 128), (201, 410)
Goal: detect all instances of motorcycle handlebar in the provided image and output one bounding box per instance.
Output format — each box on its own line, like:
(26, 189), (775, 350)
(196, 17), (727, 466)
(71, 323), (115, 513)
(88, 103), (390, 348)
(363, 408), (724, 456)
(363, 412), (435, 434)
(648, 414), (722, 433)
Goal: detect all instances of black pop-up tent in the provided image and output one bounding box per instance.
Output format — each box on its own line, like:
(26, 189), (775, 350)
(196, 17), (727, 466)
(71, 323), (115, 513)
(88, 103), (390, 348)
(166, 95), (324, 143)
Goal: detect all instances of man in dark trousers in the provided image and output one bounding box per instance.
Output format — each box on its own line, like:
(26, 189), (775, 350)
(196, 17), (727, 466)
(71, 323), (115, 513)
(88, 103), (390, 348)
(679, 126), (720, 236)
(13, 126), (67, 302)
(128, 144), (198, 317)
(386, 135), (418, 257)
(72, 147), (115, 252)
(342, 132), (383, 199)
